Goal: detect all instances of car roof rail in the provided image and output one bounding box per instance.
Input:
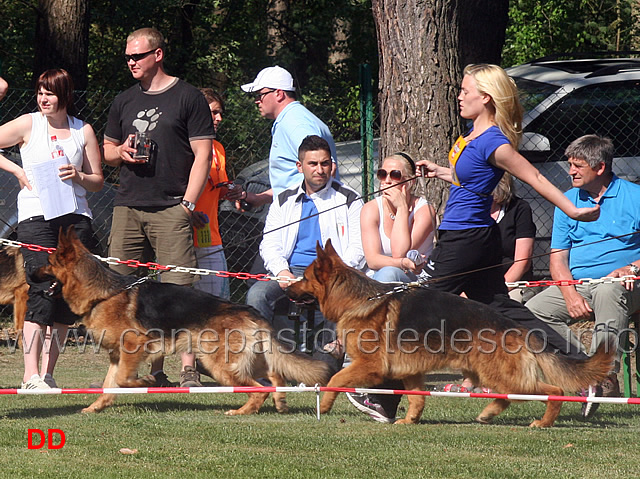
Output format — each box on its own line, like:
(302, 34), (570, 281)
(584, 61), (640, 78)
(528, 51), (640, 63)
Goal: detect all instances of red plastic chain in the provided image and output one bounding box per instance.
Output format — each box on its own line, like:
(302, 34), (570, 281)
(22, 243), (57, 254)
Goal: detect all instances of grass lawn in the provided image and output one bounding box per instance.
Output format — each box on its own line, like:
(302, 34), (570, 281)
(0, 332), (638, 478)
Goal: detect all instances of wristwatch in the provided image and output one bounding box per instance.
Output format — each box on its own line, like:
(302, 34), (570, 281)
(629, 263), (639, 276)
(181, 200), (196, 212)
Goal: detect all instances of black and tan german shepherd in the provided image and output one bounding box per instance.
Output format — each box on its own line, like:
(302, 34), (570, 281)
(0, 245), (28, 337)
(41, 228), (329, 415)
(287, 240), (614, 428)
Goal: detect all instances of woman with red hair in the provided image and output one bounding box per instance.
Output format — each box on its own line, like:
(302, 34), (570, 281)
(0, 69), (103, 390)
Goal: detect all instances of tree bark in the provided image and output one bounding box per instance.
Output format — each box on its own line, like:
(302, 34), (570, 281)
(371, 0), (508, 214)
(34, 0), (89, 89)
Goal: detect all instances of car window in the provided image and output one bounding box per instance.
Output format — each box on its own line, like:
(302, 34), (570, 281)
(514, 78), (558, 111)
(523, 81), (640, 162)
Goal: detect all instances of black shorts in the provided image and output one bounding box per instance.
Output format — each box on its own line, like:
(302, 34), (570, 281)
(425, 225), (507, 303)
(17, 214), (97, 327)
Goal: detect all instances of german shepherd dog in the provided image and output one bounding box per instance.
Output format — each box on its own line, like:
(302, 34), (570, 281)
(40, 228), (329, 415)
(287, 241), (614, 427)
(0, 245), (28, 336)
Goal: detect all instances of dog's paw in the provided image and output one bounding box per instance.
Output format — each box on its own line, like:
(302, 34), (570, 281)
(81, 406), (99, 414)
(529, 419), (551, 428)
(393, 418), (414, 425)
(274, 401), (289, 414)
(224, 409), (241, 416)
(475, 415), (493, 424)
(141, 374), (157, 386)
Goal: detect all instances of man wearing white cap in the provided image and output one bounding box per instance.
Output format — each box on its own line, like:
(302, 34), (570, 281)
(229, 66), (338, 207)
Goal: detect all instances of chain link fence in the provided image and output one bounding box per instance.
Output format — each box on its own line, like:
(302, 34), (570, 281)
(2, 82), (640, 307)
(0, 84), (376, 306)
(515, 80), (640, 277)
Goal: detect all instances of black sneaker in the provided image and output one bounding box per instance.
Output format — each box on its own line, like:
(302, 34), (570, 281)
(179, 366), (202, 387)
(345, 392), (396, 423)
(581, 384), (602, 419)
(153, 371), (174, 387)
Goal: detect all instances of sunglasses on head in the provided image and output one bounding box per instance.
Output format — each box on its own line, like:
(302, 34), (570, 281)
(124, 49), (157, 63)
(376, 169), (403, 181)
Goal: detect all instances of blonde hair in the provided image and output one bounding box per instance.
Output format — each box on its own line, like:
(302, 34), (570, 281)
(463, 64), (523, 148)
(492, 173), (515, 205)
(127, 28), (166, 51)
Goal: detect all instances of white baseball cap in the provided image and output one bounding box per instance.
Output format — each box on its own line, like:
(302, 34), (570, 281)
(241, 66), (295, 93)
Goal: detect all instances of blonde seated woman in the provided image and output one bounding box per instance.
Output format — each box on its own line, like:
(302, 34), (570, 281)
(361, 152), (435, 282)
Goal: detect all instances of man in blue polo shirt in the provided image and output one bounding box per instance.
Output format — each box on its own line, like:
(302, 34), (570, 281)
(526, 134), (640, 418)
(228, 66), (338, 208)
(246, 135), (363, 372)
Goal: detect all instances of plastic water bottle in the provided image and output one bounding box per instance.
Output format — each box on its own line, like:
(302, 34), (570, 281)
(50, 135), (65, 159)
(406, 249), (424, 267)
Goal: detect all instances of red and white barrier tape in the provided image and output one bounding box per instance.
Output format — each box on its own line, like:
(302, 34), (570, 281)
(5, 386), (640, 404)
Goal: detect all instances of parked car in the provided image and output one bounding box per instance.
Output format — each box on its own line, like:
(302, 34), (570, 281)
(218, 139), (379, 286)
(507, 53), (640, 277)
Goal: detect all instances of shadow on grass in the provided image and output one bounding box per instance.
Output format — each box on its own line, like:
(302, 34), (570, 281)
(1, 398), (310, 419)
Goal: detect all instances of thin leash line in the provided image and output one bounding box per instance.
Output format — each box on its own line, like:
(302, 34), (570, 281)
(4, 176), (639, 287)
(0, 177), (417, 281)
(162, 176), (420, 269)
(423, 229), (640, 288)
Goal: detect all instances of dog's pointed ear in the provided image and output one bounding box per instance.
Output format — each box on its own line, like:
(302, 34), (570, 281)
(316, 240), (327, 260)
(55, 226), (79, 261)
(324, 238), (338, 258)
(57, 226), (71, 249)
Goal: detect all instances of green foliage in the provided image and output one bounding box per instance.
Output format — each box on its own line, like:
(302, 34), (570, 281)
(504, 0), (640, 67)
(0, 0), (37, 83)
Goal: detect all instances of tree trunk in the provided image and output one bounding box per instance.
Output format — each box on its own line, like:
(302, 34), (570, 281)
(267, 0), (287, 57)
(371, 0), (508, 214)
(34, 0), (89, 89)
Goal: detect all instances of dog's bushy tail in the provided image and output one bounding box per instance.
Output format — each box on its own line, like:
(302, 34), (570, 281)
(535, 342), (615, 392)
(254, 328), (331, 386)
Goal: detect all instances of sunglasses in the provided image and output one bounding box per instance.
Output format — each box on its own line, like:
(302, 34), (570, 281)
(376, 169), (403, 181)
(254, 89), (276, 102)
(124, 49), (157, 63)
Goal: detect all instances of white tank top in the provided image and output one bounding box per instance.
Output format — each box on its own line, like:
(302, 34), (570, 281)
(376, 195), (434, 257)
(18, 112), (92, 222)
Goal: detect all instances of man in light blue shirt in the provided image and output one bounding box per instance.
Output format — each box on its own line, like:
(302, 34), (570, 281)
(526, 135), (640, 418)
(232, 66), (338, 207)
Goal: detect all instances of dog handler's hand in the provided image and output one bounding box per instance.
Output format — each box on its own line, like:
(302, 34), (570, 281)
(415, 160), (438, 178)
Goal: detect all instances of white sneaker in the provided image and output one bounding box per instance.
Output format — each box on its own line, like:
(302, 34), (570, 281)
(42, 373), (58, 388)
(21, 374), (51, 390)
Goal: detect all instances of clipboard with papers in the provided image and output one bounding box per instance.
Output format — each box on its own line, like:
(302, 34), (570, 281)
(30, 155), (77, 220)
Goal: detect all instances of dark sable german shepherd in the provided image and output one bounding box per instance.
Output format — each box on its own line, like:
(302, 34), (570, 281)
(41, 228), (329, 415)
(287, 240), (614, 428)
(0, 246), (28, 337)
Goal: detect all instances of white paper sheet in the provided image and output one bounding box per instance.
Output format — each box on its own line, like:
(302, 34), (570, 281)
(31, 156), (77, 220)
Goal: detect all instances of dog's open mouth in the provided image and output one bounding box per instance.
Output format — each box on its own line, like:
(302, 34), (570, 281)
(286, 288), (316, 305)
(289, 296), (316, 305)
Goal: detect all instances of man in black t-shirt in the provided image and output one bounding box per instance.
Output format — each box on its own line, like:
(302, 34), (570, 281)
(103, 27), (213, 388)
